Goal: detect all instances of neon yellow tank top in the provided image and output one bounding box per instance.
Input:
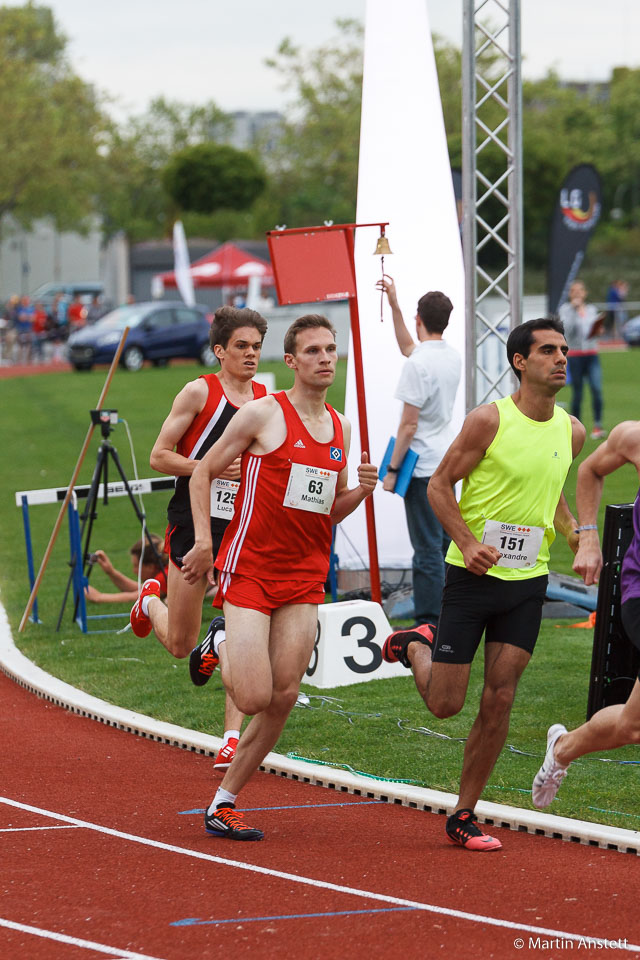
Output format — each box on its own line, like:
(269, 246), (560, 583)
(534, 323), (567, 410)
(445, 395), (573, 580)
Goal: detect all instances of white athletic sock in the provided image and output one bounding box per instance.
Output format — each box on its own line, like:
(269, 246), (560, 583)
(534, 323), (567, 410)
(223, 729), (240, 746)
(141, 595), (153, 617)
(207, 787), (237, 815)
(213, 628), (226, 656)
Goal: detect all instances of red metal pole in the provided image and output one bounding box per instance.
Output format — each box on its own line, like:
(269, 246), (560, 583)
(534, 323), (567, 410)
(345, 235), (382, 605)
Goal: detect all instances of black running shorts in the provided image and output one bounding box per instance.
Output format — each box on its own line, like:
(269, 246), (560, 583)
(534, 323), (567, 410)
(164, 521), (224, 571)
(432, 563), (548, 665)
(621, 597), (640, 680)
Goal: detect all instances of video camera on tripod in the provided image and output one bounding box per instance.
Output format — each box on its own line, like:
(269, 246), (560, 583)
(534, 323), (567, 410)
(57, 409), (164, 631)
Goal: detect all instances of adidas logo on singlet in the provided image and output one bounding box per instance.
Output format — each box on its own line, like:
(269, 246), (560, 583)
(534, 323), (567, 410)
(294, 439), (306, 448)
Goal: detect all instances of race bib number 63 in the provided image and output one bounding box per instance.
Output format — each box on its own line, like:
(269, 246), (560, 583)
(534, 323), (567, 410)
(283, 463), (338, 515)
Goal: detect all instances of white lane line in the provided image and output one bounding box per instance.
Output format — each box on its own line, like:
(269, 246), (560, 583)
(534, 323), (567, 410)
(0, 825), (79, 833)
(0, 917), (167, 960)
(1, 795), (638, 952)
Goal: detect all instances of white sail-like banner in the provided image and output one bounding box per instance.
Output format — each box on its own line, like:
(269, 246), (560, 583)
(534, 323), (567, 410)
(339, 0), (465, 571)
(173, 220), (196, 307)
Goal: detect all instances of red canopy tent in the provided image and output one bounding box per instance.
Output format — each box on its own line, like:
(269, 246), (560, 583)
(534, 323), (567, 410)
(154, 241), (274, 290)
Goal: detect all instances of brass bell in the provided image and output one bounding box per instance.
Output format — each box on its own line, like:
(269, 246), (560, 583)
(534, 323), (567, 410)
(373, 235), (393, 256)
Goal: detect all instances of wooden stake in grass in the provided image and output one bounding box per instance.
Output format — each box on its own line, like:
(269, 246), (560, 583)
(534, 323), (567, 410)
(18, 328), (130, 632)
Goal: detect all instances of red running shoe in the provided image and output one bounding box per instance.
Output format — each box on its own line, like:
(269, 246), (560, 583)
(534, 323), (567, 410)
(446, 809), (502, 851)
(214, 736), (239, 771)
(382, 623), (435, 668)
(129, 579), (161, 638)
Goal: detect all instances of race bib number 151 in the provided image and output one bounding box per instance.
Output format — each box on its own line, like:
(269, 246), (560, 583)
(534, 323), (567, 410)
(482, 519), (544, 569)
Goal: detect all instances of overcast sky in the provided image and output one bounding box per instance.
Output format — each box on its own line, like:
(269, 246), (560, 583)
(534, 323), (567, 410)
(26, 0), (640, 117)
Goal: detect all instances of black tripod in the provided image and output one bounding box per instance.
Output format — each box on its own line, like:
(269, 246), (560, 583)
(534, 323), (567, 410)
(56, 409), (163, 631)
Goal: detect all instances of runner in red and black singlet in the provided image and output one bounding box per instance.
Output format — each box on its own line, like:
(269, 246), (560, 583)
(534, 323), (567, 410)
(166, 374), (266, 567)
(129, 305), (269, 771)
(181, 314), (378, 841)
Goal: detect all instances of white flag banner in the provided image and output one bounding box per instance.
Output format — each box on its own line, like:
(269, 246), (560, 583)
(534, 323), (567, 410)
(173, 220), (195, 307)
(338, 0), (466, 572)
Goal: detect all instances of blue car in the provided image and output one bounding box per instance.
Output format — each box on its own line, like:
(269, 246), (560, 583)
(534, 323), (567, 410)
(621, 315), (640, 347)
(67, 301), (215, 371)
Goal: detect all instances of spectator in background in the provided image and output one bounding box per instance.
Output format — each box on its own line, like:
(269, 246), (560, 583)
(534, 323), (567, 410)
(1, 295), (20, 363)
(605, 279), (628, 339)
(87, 294), (105, 324)
(85, 535), (168, 605)
(67, 293), (87, 330)
(31, 301), (48, 363)
(559, 280), (606, 440)
(48, 294), (67, 362)
(16, 295), (34, 364)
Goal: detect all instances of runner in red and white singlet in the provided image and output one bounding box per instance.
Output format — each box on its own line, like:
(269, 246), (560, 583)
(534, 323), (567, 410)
(181, 315), (378, 841)
(215, 390), (344, 609)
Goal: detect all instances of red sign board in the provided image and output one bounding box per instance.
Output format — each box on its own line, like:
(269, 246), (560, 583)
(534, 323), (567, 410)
(267, 229), (356, 305)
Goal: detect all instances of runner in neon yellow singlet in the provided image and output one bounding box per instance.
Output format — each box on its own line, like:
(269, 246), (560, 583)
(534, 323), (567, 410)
(383, 317), (585, 852)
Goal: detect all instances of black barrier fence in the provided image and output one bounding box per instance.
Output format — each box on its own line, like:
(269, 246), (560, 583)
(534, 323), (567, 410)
(587, 503), (640, 719)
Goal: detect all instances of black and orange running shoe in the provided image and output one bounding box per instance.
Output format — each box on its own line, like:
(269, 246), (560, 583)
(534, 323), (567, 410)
(382, 623), (435, 668)
(189, 616), (224, 687)
(445, 809), (502, 852)
(204, 803), (264, 841)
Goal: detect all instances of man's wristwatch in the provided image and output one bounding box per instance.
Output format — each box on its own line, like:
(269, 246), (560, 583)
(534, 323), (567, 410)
(386, 465), (399, 473)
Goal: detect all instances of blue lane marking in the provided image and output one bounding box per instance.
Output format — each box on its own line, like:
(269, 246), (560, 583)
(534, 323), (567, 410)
(172, 907), (418, 927)
(178, 800), (385, 815)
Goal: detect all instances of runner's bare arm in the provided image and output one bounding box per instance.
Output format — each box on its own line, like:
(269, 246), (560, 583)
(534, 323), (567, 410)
(554, 417), (586, 556)
(181, 398), (276, 584)
(427, 404), (502, 576)
(329, 416), (378, 524)
(149, 379), (208, 476)
(573, 421), (640, 585)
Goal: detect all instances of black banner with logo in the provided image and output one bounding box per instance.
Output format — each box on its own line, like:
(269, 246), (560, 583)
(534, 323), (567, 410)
(547, 164), (602, 315)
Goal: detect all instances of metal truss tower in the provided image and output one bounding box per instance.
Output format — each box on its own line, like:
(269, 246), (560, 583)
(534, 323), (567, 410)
(462, 0), (522, 410)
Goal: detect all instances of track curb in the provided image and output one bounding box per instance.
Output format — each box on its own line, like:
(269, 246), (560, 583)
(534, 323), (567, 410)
(1, 599), (638, 855)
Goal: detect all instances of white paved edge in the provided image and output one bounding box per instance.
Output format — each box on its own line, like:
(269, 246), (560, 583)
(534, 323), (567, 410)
(1, 601), (638, 855)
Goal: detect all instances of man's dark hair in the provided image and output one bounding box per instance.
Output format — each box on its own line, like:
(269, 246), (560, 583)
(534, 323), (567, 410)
(416, 291), (453, 334)
(284, 314), (336, 355)
(506, 317), (566, 381)
(209, 305), (268, 351)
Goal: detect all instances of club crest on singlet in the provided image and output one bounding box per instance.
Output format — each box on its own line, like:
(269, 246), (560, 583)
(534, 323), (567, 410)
(330, 446), (343, 462)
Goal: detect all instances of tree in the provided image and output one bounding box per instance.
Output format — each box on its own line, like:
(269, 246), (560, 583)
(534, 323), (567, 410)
(0, 3), (106, 232)
(162, 143), (265, 215)
(264, 19), (363, 227)
(97, 97), (238, 241)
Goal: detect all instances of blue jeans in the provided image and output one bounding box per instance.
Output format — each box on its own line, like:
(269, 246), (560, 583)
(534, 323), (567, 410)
(568, 354), (603, 424)
(404, 475), (450, 625)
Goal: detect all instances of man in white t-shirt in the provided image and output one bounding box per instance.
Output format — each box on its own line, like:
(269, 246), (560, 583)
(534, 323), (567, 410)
(378, 276), (461, 627)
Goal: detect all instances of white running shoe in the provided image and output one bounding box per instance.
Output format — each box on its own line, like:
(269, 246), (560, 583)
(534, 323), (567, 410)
(531, 723), (570, 808)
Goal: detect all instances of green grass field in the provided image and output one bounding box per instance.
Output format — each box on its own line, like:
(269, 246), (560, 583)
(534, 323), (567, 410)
(2, 351), (639, 831)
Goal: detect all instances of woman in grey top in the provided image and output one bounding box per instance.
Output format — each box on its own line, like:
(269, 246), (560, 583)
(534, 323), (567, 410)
(558, 280), (605, 439)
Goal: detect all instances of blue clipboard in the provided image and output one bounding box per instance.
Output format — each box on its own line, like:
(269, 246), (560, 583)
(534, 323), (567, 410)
(379, 437), (419, 497)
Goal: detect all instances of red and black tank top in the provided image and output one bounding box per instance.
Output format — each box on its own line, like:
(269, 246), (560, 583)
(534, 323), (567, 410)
(167, 374), (267, 531)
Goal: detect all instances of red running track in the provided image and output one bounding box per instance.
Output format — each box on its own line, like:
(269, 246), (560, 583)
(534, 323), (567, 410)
(1, 669), (639, 960)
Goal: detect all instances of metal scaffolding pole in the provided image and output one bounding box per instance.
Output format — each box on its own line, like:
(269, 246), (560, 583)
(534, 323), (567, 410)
(463, 0), (522, 411)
